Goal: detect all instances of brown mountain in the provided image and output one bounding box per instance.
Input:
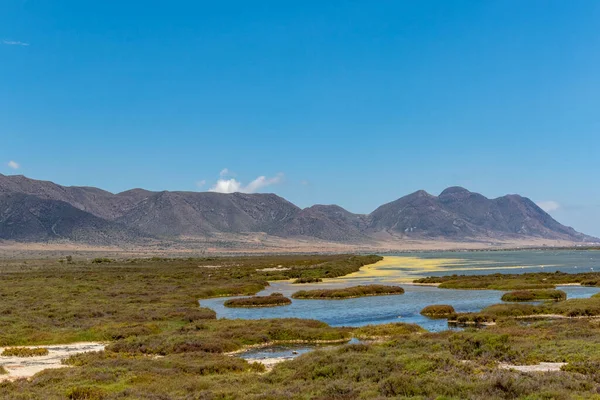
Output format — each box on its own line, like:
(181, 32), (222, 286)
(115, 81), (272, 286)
(0, 174), (596, 245)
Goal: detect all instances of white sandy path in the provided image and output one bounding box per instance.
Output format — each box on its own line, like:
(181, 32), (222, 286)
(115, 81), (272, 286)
(0, 342), (105, 382)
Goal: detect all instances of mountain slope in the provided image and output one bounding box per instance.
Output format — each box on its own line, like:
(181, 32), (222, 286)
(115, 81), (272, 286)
(116, 191), (300, 237)
(273, 205), (369, 242)
(0, 174), (142, 220)
(0, 193), (146, 244)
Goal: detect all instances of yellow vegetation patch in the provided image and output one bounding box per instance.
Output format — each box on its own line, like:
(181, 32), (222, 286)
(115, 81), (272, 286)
(336, 256), (537, 283)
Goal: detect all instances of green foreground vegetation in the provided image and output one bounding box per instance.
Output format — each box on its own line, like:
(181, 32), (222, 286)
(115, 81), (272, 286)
(5, 255), (600, 398)
(292, 284), (405, 299)
(223, 293), (292, 308)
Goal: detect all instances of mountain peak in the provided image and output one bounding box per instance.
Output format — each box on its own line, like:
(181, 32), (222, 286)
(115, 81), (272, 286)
(439, 186), (471, 197)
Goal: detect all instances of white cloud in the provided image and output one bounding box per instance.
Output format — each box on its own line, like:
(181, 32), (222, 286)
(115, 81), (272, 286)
(209, 173), (284, 194)
(195, 179), (207, 188)
(7, 160), (20, 170)
(219, 168), (230, 177)
(2, 40), (29, 46)
(210, 178), (242, 194)
(300, 180), (310, 186)
(537, 201), (560, 212)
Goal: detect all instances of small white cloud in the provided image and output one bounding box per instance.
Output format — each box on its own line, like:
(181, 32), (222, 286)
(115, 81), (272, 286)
(209, 173), (284, 194)
(7, 160), (20, 170)
(2, 40), (29, 46)
(219, 168), (230, 177)
(195, 179), (207, 188)
(210, 178), (242, 194)
(300, 180), (310, 186)
(537, 201), (560, 212)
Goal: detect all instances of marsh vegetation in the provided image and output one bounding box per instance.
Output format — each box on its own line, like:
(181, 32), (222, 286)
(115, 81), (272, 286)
(501, 289), (567, 302)
(415, 271), (600, 290)
(291, 284), (405, 299)
(224, 293), (292, 308)
(4, 254), (600, 398)
(420, 304), (456, 318)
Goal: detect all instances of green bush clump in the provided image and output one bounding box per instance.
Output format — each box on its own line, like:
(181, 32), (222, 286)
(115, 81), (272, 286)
(292, 284), (404, 299)
(292, 277), (323, 284)
(224, 293), (292, 308)
(1, 347), (49, 357)
(0, 366), (7, 375)
(420, 305), (456, 318)
(501, 289), (567, 302)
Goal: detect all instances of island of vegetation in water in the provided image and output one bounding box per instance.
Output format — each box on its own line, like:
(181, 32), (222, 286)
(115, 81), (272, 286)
(501, 289), (567, 302)
(292, 277), (323, 284)
(414, 271), (600, 290)
(291, 284), (405, 299)
(223, 293), (292, 308)
(420, 304), (456, 318)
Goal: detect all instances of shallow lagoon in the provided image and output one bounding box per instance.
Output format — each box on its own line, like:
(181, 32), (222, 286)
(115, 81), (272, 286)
(200, 250), (600, 332)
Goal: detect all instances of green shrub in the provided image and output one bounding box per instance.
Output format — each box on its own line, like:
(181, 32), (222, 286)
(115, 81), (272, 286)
(0, 366), (7, 375)
(2, 347), (49, 357)
(420, 305), (456, 318)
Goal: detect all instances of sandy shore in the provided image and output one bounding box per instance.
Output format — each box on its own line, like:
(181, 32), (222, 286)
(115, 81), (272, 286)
(0, 342), (105, 382)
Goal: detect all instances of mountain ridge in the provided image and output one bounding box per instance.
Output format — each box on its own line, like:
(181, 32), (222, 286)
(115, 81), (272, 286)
(0, 173), (596, 245)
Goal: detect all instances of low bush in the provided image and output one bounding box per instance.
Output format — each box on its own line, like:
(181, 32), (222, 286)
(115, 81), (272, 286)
(501, 289), (566, 302)
(224, 293), (292, 308)
(1, 347), (49, 357)
(420, 305), (456, 318)
(0, 366), (7, 375)
(292, 284), (404, 299)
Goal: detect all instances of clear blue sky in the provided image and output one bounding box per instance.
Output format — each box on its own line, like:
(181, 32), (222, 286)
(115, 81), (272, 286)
(1, 1), (599, 236)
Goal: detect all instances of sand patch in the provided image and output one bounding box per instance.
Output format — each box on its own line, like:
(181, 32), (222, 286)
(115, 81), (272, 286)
(0, 342), (105, 382)
(499, 362), (566, 372)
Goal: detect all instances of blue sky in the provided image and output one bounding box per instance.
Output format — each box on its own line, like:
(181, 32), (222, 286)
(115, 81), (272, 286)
(1, 1), (599, 236)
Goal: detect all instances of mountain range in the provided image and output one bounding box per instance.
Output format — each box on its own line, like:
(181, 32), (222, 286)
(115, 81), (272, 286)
(0, 173), (596, 246)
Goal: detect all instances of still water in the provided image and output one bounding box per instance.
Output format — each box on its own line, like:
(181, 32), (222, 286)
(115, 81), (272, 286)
(200, 250), (600, 332)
